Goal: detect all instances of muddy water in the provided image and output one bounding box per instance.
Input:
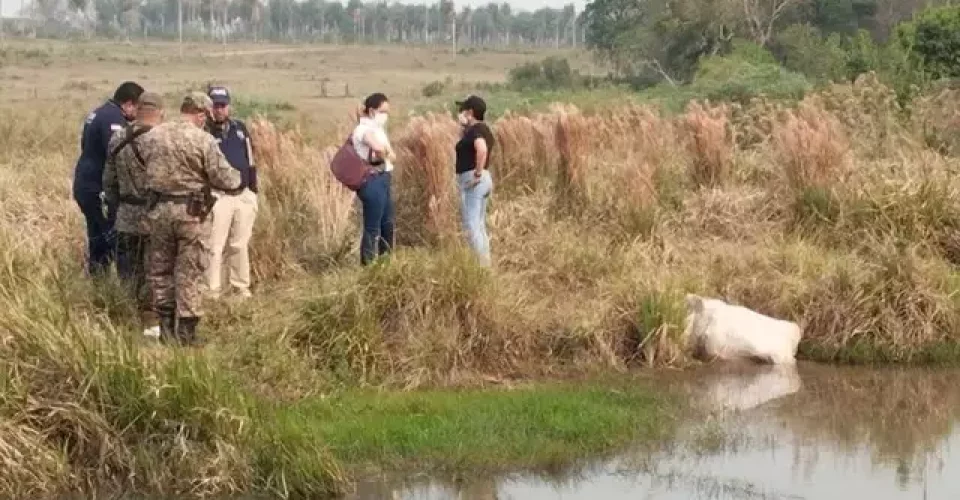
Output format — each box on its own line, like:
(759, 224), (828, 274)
(346, 363), (960, 500)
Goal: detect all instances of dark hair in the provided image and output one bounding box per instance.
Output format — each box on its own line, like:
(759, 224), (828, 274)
(362, 93), (389, 114)
(113, 81), (145, 105)
(472, 108), (486, 121)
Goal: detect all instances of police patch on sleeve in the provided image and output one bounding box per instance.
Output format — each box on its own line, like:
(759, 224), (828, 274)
(237, 129), (245, 140)
(85, 112), (96, 124)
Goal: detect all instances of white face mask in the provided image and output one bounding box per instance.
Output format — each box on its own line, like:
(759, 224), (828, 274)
(374, 112), (389, 126)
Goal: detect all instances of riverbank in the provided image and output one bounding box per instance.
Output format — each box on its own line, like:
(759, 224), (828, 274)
(7, 68), (960, 497)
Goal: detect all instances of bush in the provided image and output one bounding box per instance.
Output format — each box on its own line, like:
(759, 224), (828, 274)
(771, 24), (848, 83)
(897, 6), (960, 81)
(508, 56), (582, 91)
(421, 80), (446, 98)
(690, 41), (812, 103)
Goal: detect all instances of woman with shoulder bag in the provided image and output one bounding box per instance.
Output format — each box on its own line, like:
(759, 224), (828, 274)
(351, 93), (396, 266)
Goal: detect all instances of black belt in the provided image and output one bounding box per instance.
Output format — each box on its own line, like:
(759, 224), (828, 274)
(154, 193), (193, 204)
(119, 195), (148, 206)
(221, 187), (246, 196)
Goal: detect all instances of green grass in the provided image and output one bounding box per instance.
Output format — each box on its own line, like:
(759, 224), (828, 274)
(258, 381), (679, 475)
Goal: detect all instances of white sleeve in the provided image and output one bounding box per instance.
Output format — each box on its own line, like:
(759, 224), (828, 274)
(351, 123), (370, 159)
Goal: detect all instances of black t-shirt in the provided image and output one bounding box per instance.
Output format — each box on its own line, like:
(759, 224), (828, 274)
(455, 122), (495, 174)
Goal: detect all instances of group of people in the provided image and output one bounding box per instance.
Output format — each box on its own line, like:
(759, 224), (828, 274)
(73, 82), (258, 346)
(72, 82), (495, 347)
(349, 92), (495, 267)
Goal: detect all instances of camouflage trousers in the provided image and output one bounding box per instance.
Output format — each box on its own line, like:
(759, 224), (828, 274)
(147, 203), (210, 318)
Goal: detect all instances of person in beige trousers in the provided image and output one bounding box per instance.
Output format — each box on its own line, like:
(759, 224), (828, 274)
(204, 85), (258, 300)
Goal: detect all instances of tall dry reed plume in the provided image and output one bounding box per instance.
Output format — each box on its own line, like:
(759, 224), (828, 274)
(681, 101), (734, 188)
(613, 105), (677, 206)
(248, 118), (356, 275)
(493, 113), (554, 193)
(772, 102), (849, 192)
(554, 105), (590, 212)
(393, 113), (460, 246)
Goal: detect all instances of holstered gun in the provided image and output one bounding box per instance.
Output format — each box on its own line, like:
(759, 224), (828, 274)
(186, 186), (217, 220)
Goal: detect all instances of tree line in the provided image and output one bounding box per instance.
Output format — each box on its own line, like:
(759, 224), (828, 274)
(16, 0), (584, 48)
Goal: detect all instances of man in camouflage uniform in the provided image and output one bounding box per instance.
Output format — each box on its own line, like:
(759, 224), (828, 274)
(103, 91), (166, 339)
(141, 92), (242, 346)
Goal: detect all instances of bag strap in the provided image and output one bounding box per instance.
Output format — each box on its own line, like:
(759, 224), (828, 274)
(110, 123), (153, 202)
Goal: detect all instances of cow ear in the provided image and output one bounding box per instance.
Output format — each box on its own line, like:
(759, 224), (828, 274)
(685, 294), (704, 313)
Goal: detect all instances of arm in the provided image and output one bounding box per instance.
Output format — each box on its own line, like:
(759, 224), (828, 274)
(102, 137), (120, 206)
(473, 137), (488, 176)
(240, 121), (259, 193)
(203, 138), (242, 191)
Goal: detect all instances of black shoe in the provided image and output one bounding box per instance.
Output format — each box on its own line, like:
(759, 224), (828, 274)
(177, 316), (203, 347)
(158, 312), (177, 345)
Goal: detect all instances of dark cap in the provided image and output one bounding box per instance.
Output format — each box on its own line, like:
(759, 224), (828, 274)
(208, 85), (230, 105)
(137, 92), (164, 111)
(456, 95), (486, 116)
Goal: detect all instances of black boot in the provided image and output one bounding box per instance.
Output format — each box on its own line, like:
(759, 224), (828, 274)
(177, 316), (203, 347)
(158, 310), (177, 345)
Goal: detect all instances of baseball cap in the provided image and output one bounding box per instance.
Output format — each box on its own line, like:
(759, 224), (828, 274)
(182, 91), (213, 113)
(208, 86), (231, 105)
(456, 95), (486, 116)
(137, 92), (164, 111)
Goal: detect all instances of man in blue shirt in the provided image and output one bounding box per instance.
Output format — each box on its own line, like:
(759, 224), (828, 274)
(72, 81), (145, 277)
(204, 85), (259, 300)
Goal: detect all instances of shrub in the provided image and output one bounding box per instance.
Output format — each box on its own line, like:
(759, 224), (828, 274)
(771, 24), (848, 83)
(691, 41), (812, 104)
(897, 5), (960, 81)
(422, 80), (446, 97)
(508, 56), (581, 91)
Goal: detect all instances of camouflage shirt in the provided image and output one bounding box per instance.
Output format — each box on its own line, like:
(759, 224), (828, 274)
(141, 118), (241, 219)
(103, 122), (154, 234)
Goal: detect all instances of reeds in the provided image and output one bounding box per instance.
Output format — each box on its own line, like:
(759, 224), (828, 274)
(772, 101), (849, 193)
(681, 101), (734, 188)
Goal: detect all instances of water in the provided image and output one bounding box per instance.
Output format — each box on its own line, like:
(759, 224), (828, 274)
(345, 363), (960, 500)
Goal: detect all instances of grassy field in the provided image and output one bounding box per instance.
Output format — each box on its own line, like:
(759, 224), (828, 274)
(4, 36), (960, 497)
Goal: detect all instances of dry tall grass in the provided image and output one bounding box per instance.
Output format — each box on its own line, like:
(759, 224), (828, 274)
(681, 101), (734, 188)
(249, 118), (357, 275)
(772, 101), (849, 192)
(393, 114), (461, 247)
(4, 73), (960, 497)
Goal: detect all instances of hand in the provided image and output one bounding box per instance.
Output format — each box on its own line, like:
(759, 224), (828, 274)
(467, 173), (483, 189)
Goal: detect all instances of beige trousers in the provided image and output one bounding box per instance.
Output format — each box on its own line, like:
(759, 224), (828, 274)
(206, 188), (258, 296)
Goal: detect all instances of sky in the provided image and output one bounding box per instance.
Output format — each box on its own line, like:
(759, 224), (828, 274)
(0, 0), (589, 18)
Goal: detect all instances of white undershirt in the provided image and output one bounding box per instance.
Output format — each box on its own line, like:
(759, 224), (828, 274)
(351, 117), (394, 172)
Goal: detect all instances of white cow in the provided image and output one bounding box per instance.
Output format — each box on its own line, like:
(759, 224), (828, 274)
(683, 294), (802, 365)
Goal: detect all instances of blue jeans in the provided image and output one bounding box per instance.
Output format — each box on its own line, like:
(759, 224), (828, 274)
(357, 172), (394, 266)
(457, 170), (493, 267)
(75, 190), (117, 276)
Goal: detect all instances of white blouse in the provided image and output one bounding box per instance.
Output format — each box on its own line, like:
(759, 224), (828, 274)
(351, 117), (394, 172)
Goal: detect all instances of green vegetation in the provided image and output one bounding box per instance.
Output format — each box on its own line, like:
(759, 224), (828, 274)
(263, 383), (678, 473)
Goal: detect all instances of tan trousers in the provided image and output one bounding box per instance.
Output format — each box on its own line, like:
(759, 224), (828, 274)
(206, 188), (258, 296)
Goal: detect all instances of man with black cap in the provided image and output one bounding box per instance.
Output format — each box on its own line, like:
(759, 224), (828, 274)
(103, 91), (165, 339)
(72, 80), (145, 277)
(454, 95), (495, 267)
(204, 84), (258, 300)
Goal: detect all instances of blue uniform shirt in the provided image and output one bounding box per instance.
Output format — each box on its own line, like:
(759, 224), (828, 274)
(209, 119), (257, 192)
(73, 100), (128, 195)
